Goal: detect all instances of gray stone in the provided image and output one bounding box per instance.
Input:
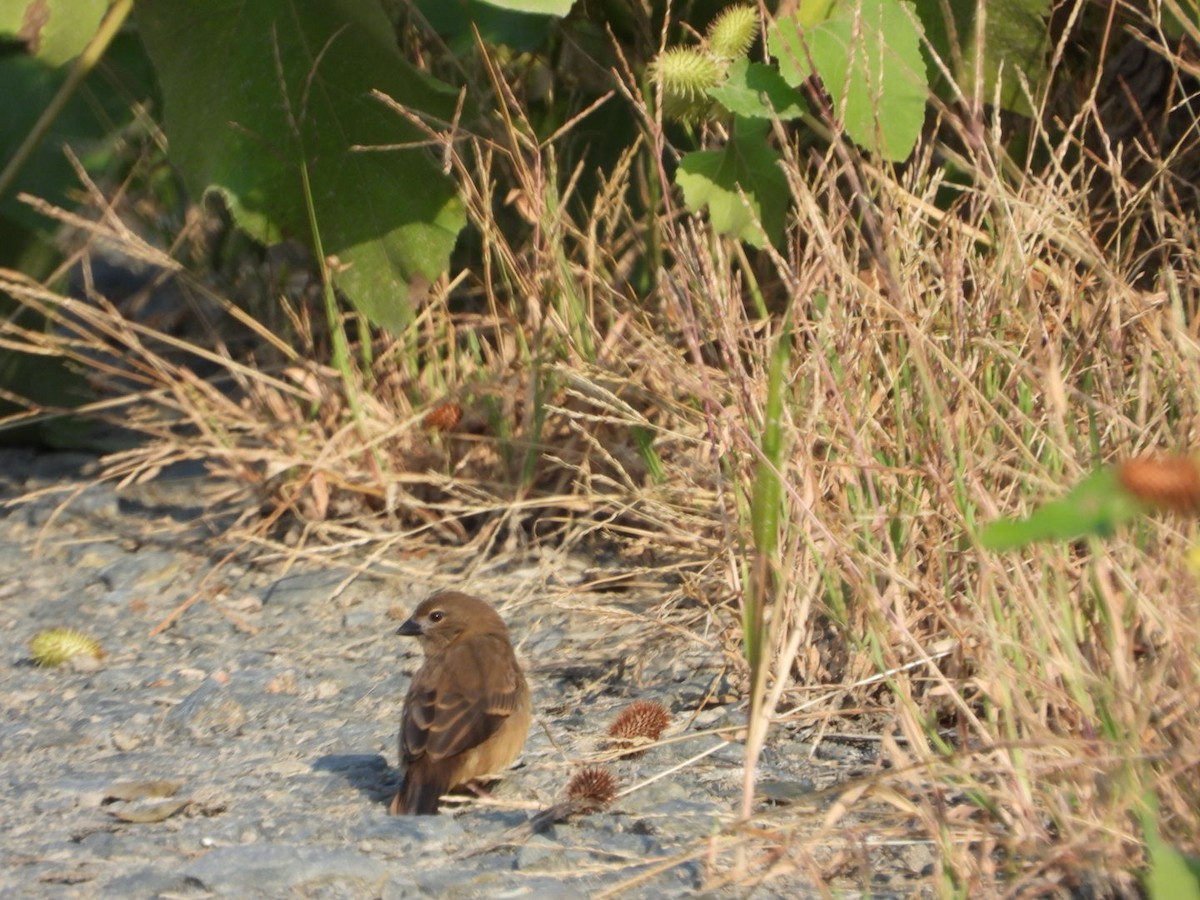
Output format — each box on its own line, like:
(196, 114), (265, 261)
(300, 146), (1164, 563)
(614, 777), (693, 813)
(77, 830), (121, 859)
(103, 866), (193, 896)
(0, 540), (26, 563)
(9, 720), (88, 750)
(98, 587), (137, 606)
(28, 451), (99, 481)
(163, 678), (247, 741)
(514, 834), (564, 870)
(16, 499), (56, 527)
(86, 667), (165, 693)
(343, 606), (380, 630)
(183, 843), (388, 896)
(32, 792), (77, 814)
(352, 809), (469, 849)
(260, 569), (353, 605)
(66, 484), (120, 517)
(98, 549), (183, 591)
(65, 540), (128, 568)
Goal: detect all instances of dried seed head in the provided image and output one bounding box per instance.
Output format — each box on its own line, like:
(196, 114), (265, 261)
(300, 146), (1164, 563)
(423, 401), (463, 432)
(29, 628), (104, 667)
(607, 700), (671, 757)
(566, 766), (618, 811)
(1118, 454), (1200, 512)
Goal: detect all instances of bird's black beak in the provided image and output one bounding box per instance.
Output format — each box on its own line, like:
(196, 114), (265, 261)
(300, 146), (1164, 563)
(396, 618), (422, 637)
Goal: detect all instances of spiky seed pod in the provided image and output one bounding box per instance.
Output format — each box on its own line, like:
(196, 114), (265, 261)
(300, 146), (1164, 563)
(652, 47), (722, 102)
(651, 47), (722, 124)
(423, 401), (463, 432)
(1118, 454), (1200, 512)
(29, 628), (104, 667)
(566, 766), (618, 811)
(607, 700), (671, 757)
(708, 5), (759, 60)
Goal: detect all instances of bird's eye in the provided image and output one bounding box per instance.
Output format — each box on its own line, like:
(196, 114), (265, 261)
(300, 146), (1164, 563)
(429, 610), (444, 623)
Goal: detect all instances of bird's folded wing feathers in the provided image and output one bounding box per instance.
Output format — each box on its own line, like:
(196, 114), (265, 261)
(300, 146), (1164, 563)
(403, 634), (521, 762)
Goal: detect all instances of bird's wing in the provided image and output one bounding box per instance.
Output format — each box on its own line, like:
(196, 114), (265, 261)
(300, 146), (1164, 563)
(402, 634), (522, 763)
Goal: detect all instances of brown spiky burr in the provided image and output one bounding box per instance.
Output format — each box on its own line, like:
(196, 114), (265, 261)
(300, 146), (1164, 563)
(525, 765), (621, 835)
(565, 766), (619, 812)
(422, 401), (463, 432)
(606, 700), (671, 757)
(1118, 454), (1200, 512)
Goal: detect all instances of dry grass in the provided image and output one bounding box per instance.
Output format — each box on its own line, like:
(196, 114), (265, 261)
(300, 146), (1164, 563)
(3, 7), (1200, 895)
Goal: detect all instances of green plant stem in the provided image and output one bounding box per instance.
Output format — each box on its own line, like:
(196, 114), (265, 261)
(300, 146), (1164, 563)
(740, 311), (792, 820)
(733, 242), (768, 318)
(0, 0), (133, 202)
(299, 160), (352, 382)
(298, 157), (380, 477)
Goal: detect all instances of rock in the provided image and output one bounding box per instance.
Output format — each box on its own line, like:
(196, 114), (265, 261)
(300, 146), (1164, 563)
(103, 867), (192, 896)
(98, 550), (183, 591)
(260, 570), (353, 605)
(515, 834), (565, 870)
(164, 677), (247, 740)
(183, 843), (388, 896)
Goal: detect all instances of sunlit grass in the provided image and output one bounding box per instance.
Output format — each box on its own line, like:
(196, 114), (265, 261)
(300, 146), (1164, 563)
(2, 16), (1200, 897)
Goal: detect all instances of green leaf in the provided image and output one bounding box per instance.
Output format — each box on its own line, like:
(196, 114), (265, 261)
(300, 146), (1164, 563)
(675, 120), (788, 247)
(1142, 794), (1200, 900)
(979, 467), (1147, 551)
(909, 0), (1051, 113)
(752, 314), (791, 557)
(744, 313), (792, 677)
(135, 0), (466, 333)
(708, 59), (807, 120)
(415, 0), (555, 53)
(0, 31), (156, 241)
(795, 0), (838, 27)
(474, 0), (575, 14)
(0, 4), (21, 35)
(963, 0), (1050, 116)
(0, 0), (109, 66)
(769, 0), (929, 161)
(1163, 0), (1200, 39)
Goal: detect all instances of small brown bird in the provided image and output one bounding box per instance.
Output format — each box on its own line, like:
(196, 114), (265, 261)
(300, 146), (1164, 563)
(388, 591), (531, 815)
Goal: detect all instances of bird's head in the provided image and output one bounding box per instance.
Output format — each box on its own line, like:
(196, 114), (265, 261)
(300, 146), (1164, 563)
(396, 591), (509, 651)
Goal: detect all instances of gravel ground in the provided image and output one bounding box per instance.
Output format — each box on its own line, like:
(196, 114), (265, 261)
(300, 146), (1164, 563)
(0, 449), (923, 898)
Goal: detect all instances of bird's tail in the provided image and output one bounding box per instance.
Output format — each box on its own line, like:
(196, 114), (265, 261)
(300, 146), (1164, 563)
(391, 771), (448, 815)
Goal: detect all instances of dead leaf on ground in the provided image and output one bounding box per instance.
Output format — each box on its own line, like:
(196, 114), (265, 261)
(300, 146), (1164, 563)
(103, 780), (183, 803)
(107, 799), (190, 824)
(102, 780), (190, 823)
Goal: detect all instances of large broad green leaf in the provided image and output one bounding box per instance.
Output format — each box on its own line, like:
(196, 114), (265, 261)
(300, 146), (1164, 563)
(769, 0), (928, 161)
(708, 59), (807, 120)
(475, 0), (575, 14)
(0, 22), (157, 447)
(675, 119), (788, 247)
(0, 0), (109, 66)
(911, 0), (1050, 115)
(961, 0), (1051, 116)
(136, 0), (465, 333)
(979, 467), (1146, 551)
(415, 0), (556, 53)
(795, 0), (838, 27)
(0, 31), (156, 246)
(1142, 794), (1200, 900)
